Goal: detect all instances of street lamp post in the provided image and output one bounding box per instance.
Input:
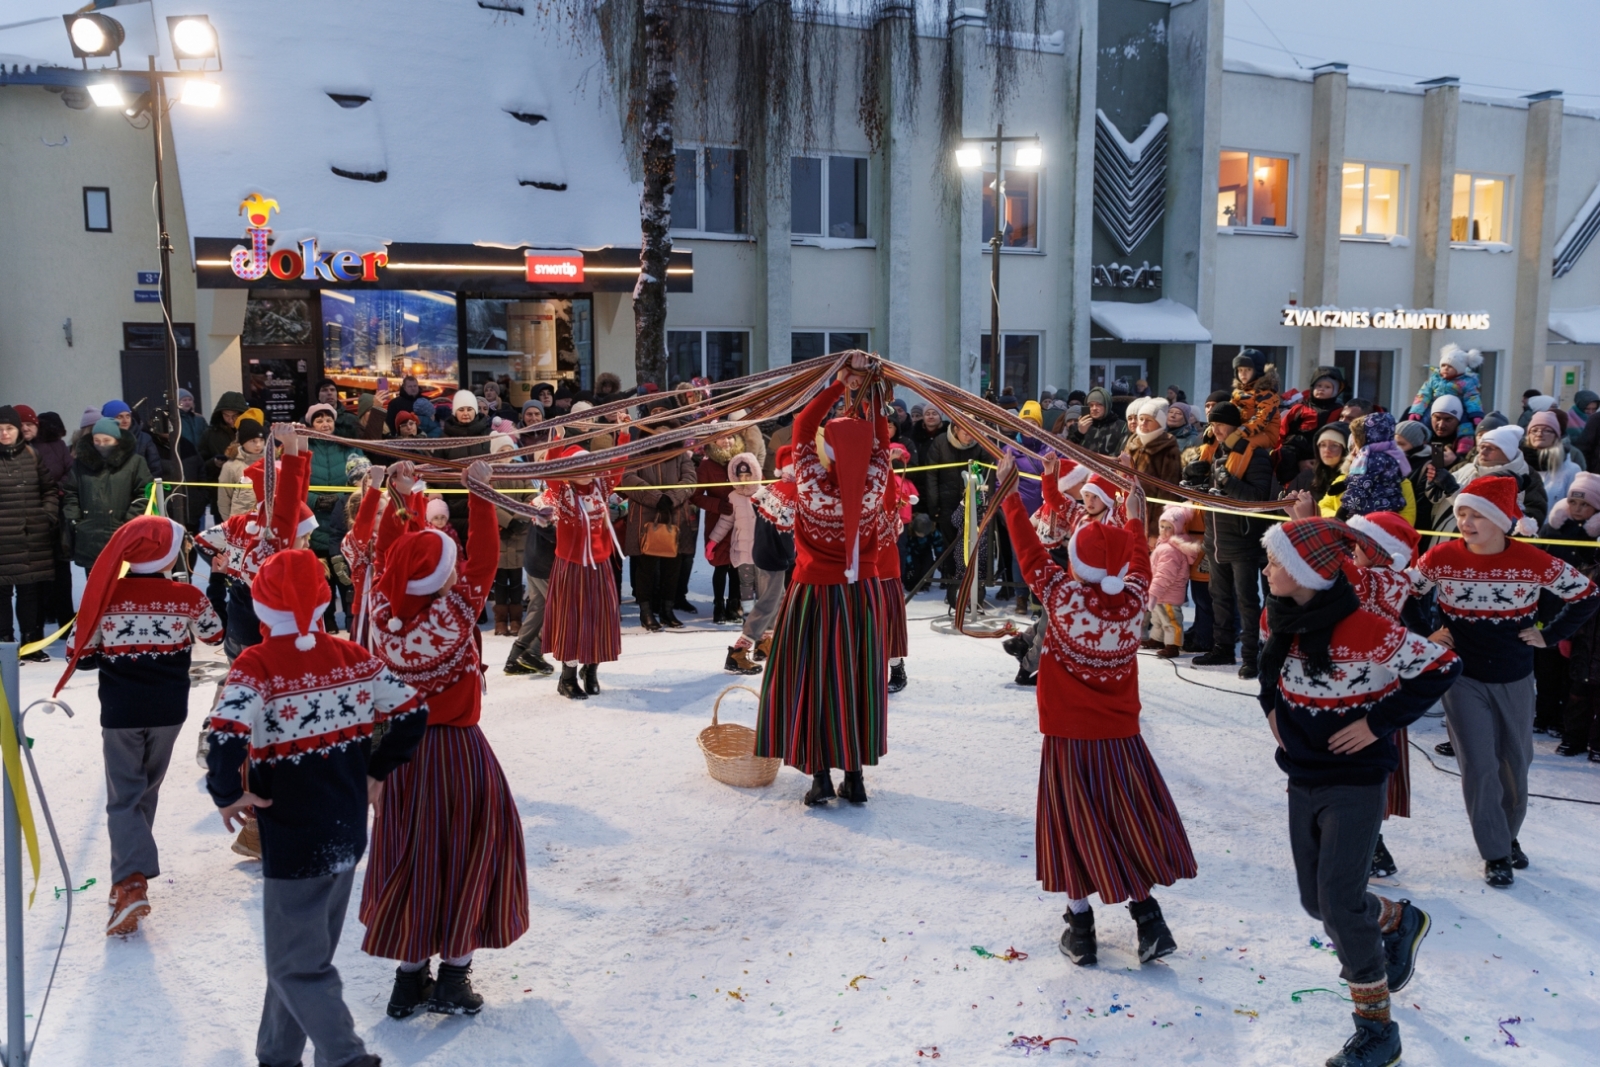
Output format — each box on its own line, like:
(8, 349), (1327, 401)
(957, 127), (1041, 400)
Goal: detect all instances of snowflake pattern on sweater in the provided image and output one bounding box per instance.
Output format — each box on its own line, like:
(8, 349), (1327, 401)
(1355, 567), (1411, 620)
(752, 480), (797, 532)
(792, 432), (891, 584)
(82, 576), (223, 728)
(1263, 612), (1453, 717)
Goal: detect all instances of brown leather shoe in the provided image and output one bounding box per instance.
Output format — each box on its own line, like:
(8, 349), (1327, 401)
(107, 874), (150, 937)
(1157, 645), (1181, 659)
(231, 818), (262, 861)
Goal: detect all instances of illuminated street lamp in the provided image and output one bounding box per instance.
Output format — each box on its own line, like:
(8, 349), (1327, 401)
(956, 126), (1042, 399)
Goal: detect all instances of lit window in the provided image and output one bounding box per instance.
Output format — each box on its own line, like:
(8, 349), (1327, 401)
(83, 187), (111, 232)
(671, 147), (749, 235)
(982, 169), (1040, 249)
(791, 157), (869, 239)
(1218, 151), (1292, 230)
(667, 330), (749, 384)
(791, 331), (869, 362)
(1340, 163), (1403, 238)
(1451, 173), (1509, 244)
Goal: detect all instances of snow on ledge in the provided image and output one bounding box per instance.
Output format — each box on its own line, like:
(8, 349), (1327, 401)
(1550, 307), (1600, 346)
(1090, 298), (1212, 344)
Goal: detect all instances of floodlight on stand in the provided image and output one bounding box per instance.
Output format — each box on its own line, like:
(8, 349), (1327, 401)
(64, 12), (125, 58)
(87, 81), (125, 108)
(1015, 144), (1043, 168)
(955, 147), (981, 168)
(179, 79), (221, 107)
(167, 15), (218, 59)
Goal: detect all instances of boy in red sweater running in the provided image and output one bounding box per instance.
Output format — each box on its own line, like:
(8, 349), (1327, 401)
(997, 454), (1196, 966)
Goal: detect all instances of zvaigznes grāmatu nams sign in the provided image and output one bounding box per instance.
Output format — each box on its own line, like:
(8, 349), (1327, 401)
(1281, 306), (1490, 330)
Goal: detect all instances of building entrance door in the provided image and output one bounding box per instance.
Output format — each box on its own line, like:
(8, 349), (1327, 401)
(1088, 359), (1147, 394)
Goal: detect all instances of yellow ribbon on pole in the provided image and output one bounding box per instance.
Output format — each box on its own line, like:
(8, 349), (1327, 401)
(0, 682), (41, 907)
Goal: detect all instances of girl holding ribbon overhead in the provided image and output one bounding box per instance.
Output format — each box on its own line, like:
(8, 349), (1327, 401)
(756, 351), (894, 807)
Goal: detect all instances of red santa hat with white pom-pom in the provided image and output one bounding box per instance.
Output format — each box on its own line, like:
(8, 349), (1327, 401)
(1345, 512), (1420, 570)
(55, 515), (188, 694)
(1081, 472), (1121, 514)
(376, 527), (458, 629)
(1055, 458), (1091, 493)
(251, 548), (330, 651)
(241, 457), (317, 540)
(1455, 474), (1538, 537)
(1067, 520), (1137, 596)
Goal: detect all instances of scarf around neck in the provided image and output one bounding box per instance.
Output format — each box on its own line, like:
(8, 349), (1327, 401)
(1258, 574), (1361, 695)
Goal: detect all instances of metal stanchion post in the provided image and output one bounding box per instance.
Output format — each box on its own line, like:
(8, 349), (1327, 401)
(1, 642), (23, 1067)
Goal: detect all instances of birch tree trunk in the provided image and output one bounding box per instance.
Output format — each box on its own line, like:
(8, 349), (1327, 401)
(634, 0), (678, 390)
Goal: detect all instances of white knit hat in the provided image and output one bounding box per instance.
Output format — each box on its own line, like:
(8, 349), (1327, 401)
(1439, 343), (1483, 374)
(452, 389), (479, 412)
(1477, 424), (1524, 461)
(1430, 394), (1464, 419)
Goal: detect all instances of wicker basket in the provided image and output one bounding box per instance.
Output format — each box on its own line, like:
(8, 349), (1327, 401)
(698, 685), (780, 788)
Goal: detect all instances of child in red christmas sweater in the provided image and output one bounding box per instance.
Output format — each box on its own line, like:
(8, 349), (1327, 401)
(1258, 517), (1461, 1067)
(1412, 474), (1599, 886)
(206, 549), (425, 1067)
(998, 454), (1196, 967)
(55, 515), (223, 936)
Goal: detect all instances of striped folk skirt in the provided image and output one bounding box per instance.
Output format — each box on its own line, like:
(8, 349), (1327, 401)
(1384, 727), (1411, 819)
(1035, 734), (1198, 904)
(878, 576), (909, 660)
(360, 724), (529, 962)
(756, 580), (887, 774)
(542, 556), (621, 664)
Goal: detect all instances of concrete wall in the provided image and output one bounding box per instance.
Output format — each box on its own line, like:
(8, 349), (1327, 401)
(0, 85), (197, 419)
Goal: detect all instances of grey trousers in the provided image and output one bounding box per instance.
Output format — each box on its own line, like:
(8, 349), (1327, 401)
(740, 567), (787, 645)
(1288, 781), (1387, 985)
(103, 725), (183, 884)
(1442, 673), (1535, 861)
(1022, 615), (1046, 674)
(257, 870), (367, 1067)
(508, 574), (551, 662)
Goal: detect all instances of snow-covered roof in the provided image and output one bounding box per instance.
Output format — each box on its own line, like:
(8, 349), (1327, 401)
(1549, 307), (1600, 345)
(140, 0), (641, 253)
(1090, 298), (1212, 345)
(1224, 0), (1600, 106)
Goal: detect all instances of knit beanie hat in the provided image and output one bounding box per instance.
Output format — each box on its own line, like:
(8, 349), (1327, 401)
(1394, 419), (1430, 450)
(1477, 424), (1524, 461)
(1528, 410), (1562, 436)
(1208, 402), (1243, 427)
(1430, 394), (1465, 420)
(452, 389), (479, 413)
(12, 405), (37, 427)
(413, 397), (436, 417)
(1528, 394), (1559, 413)
(377, 528), (458, 628)
(1455, 474), (1535, 535)
(56, 516), (187, 694)
(1018, 400), (1043, 426)
(0, 407), (20, 432)
(345, 453), (372, 484)
(304, 403), (336, 423)
(425, 497), (450, 523)
(1067, 521), (1136, 595)
(1438, 344), (1483, 374)
(80, 407), (100, 430)
(1159, 504), (1193, 531)
(1262, 517), (1384, 591)
(101, 400), (131, 418)
(92, 417), (121, 438)
(252, 549), (331, 651)
(396, 410), (419, 429)
(1569, 471), (1600, 509)
(1346, 512), (1420, 569)
(1139, 398), (1170, 425)
(235, 418), (265, 446)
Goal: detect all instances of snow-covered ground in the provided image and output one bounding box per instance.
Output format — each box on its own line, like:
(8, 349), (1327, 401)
(7, 574), (1600, 1066)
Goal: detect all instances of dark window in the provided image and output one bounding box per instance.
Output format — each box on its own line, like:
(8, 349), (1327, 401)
(83, 187), (111, 232)
(703, 147), (749, 234)
(792, 331), (869, 363)
(668, 330), (749, 383)
(828, 157), (869, 239)
(791, 157), (824, 235)
(673, 148), (698, 231)
(123, 322), (195, 350)
(979, 334), (1041, 400)
(667, 331), (702, 385)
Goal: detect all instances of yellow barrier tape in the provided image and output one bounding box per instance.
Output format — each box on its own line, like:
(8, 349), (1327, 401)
(21, 484), (159, 657)
(0, 681), (41, 907)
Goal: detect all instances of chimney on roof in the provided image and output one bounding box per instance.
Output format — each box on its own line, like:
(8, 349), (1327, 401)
(1416, 76), (1460, 87)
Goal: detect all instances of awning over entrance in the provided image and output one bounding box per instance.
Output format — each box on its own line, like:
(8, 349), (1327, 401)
(1549, 307), (1600, 344)
(1089, 298), (1212, 344)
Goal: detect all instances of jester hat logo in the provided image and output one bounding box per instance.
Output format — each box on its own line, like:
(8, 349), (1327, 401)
(240, 193), (279, 228)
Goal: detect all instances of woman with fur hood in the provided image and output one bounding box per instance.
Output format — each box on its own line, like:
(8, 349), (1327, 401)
(1122, 399), (1183, 529)
(690, 421), (767, 623)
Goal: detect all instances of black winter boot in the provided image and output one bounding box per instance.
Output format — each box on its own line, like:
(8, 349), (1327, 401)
(1325, 1013), (1401, 1067)
(1484, 857), (1514, 887)
(1015, 664), (1037, 686)
(387, 963), (435, 1019)
(1191, 649), (1236, 667)
(803, 771), (837, 807)
(839, 770), (868, 804)
(557, 665), (587, 700)
(1002, 634), (1030, 662)
(581, 663), (600, 695)
(1383, 899), (1430, 993)
(1060, 908), (1096, 966)
(887, 662), (907, 693)
(1369, 834), (1397, 879)
(1128, 897), (1178, 962)
(712, 596), (726, 624)
(1510, 838), (1529, 869)
(674, 596), (697, 614)
(428, 962), (484, 1015)
(639, 603), (662, 632)
(657, 601), (684, 629)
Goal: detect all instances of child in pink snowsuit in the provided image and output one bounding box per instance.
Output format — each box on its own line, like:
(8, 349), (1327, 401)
(707, 452), (762, 613)
(1145, 505), (1200, 658)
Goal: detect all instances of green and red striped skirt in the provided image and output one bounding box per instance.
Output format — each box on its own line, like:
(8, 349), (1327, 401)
(1035, 734), (1197, 904)
(878, 576), (908, 660)
(542, 556), (621, 664)
(1384, 727), (1411, 819)
(756, 580), (888, 774)
(360, 724), (529, 961)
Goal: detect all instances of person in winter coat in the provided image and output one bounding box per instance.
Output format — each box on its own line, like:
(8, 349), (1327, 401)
(1319, 412), (1417, 525)
(708, 452), (764, 672)
(199, 390), (249, 521)
(175, 389), (206, 455)
(1423, 424), (1548, 538)
(1229, 349), (1282, 449)
(691, 423), (767, 624)
(1145, 505), (1199, 658)
(1285, 422), (1349, 508)
(505, 506), (558, 677)
(1066, 387), (1129, 457)
(1526, 410), (1581, 506)
(28, 411), (75, 627)
(1166, 401), (1204, 453)
(1279, 366), (1346, 456)
(487, 435), (529, 637)
(924, 420), (986, 607)
(384, 375), (425, 432)
(1406, 344), (1485, 460)
(434, 390), (490, 541)
(0, 406), (59, 659)
(1552, 474), (1600, 758)
(61, 418), (153, 570)
(623, 423), (698, 632)
(740, 446), (798, 670)
(101, 400), (165, 480)
(1122, 398), (1182, 528)
(217, 419), (267, 518)
(1393, 420), (1433, 527)
(1192, 402), (1275, 679)
(303, 404), (364, 632)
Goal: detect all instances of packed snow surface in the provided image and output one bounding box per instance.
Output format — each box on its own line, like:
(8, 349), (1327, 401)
(8, 577), (1600, 1065)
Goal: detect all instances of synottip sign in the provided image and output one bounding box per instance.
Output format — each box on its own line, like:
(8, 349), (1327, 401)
(525, 253), (584, 284)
